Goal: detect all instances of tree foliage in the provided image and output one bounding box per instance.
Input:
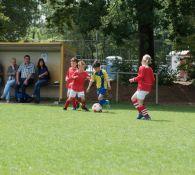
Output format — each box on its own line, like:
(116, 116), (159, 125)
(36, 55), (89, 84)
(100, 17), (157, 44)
(0, 0), (39, 41)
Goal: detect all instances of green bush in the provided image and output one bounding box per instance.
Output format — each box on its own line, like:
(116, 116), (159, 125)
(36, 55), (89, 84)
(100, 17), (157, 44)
(158, 66), (177, 85)
(112, 59), (135, 85)
(192, 79), (195, 87)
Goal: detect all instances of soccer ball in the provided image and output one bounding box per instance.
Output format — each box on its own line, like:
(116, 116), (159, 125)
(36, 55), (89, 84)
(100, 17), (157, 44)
(92, 103), (102, 112)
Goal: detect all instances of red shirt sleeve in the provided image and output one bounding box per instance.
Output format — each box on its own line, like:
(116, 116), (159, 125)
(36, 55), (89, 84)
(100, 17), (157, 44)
(134, 66), (145, 82)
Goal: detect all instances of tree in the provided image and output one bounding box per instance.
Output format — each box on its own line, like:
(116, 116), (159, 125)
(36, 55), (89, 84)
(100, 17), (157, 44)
(135, 0), (155, 68)
(47, 0), (194, 69)
(0, 0), (39, 41)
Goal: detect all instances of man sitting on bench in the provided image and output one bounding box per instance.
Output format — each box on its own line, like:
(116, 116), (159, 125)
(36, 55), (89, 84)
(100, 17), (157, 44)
(15, 55), (35, 102)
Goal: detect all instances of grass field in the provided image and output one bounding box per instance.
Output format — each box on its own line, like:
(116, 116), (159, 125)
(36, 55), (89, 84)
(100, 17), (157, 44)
(0, 103), (194, 175)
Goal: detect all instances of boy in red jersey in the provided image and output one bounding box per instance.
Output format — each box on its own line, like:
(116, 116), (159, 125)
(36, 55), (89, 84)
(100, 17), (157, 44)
(64, 60), (90, 111)
(129, 54), (155, 120)
(65, 57), (78, 109)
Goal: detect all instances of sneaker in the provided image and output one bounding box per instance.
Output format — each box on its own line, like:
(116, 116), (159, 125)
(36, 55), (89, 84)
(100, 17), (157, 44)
(137, 113), (143, 120)
(143, 115), (151, 120)
(82, 106), (89, 112)
(63, 107), (67, 110)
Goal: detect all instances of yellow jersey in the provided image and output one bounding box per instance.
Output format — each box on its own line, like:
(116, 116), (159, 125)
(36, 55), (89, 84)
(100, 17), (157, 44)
(91, 69), (109, 89)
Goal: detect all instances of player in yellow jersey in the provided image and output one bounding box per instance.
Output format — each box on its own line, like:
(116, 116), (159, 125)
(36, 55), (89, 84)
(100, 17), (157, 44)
(87, 60), (111, 108)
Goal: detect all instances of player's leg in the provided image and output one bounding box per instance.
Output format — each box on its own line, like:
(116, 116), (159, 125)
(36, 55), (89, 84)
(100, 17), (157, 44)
(68, 88), (79, 109)
(64, 90), (76, 110)
(136, 91), (151, 120)
(74, 95), (79, 109)
(78, 92), (89, 111)
(97, 88), (109, 107)
(131, 91), (143, 119)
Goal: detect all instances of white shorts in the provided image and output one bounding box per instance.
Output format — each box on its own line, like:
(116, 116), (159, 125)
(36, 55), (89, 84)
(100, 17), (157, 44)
(134, 90), (149, 100)
(69, 90), (85, 98)
(67, 88), (71, 97)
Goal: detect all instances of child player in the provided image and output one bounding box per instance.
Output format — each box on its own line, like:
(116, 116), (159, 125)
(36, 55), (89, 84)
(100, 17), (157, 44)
(65, 57), (78, 109)
(87, 60), (111, 109)
(129, 54), (155, 120)
(64, 60), (90, 111)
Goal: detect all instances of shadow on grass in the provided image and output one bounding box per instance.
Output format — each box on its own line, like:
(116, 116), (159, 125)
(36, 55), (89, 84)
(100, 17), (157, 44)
(108, 103), (195, 114)
(149, 119), (172, 122)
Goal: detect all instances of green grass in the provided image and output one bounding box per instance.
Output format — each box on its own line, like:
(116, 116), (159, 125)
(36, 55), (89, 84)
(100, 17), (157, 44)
(0, 103), (194, 175)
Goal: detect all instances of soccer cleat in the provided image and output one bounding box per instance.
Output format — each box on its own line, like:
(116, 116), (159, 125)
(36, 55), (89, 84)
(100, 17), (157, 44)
(143, 114), (151, 120)
(137, 113), (144, 120)
(82, 106), (89, 112)
(63, 107), (67, 110)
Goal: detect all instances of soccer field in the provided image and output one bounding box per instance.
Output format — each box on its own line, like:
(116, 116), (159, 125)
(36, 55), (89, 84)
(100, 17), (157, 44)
(0, 103), (194, 175)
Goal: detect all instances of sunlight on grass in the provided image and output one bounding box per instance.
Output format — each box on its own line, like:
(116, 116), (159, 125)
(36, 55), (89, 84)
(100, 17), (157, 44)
(0, 103), (194, 175)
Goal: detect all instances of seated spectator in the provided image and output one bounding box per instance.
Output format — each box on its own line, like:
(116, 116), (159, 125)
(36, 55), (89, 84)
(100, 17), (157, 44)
(15, 55), (35, 102)
(0, 58), (18, 103)
(0, 63), (3, 93)
(32, 58), (49, 103)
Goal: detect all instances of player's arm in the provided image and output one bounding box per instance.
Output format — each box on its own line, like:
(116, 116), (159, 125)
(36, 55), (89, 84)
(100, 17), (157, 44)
(129, 67), (144, 83)
(86, 74), (94, 93)
(72, 72), (78, 79)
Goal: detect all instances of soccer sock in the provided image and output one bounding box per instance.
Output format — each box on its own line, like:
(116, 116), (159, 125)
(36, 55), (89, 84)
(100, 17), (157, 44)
(72, 98), (77, 109)
(64, 99), (71, 109)
(99, 99), (106, 106)
(137, 105), (148, 116)
(75, 99), (79, 107)
(132, 99), (139, 109)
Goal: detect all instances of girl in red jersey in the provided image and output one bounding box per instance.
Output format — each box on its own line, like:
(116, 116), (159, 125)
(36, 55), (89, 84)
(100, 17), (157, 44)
(129, 54), (155, 120)
(64, 60), (90, 111)
(65, 57), (78, 109)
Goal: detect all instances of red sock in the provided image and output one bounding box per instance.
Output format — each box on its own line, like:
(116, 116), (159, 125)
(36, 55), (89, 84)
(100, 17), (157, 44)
(137, 105), (148, 116)
(132, 99), (139, 109)
(72, 98), (77, 109)
(64, 99), (71, 109)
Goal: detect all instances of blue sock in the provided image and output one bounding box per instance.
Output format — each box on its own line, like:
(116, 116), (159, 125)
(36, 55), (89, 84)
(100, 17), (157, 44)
(99, 99), (106, 106)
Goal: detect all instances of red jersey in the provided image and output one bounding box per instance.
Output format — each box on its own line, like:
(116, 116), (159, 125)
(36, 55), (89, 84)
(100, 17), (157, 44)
(134, 65), (155, 92)
(65, 67), (77, 89)
(71, 70), (90, 92)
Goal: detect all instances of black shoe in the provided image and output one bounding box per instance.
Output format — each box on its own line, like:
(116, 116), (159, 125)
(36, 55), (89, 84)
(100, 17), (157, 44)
(63, 107), (67, 110)
(82, 106), (89, 111)
(137, 113), (143, 120)
(143, 115), (151, 120)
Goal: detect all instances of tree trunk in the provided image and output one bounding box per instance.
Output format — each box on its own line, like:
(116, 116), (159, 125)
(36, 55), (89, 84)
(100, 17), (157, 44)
(136, 0), (155, 70)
